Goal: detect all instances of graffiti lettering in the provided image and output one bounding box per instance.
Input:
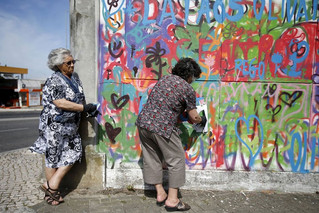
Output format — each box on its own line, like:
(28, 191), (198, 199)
(288, 132), (308, 173)
(136, 0), (317, 27)
(235, 58), (265, 79)
(283, 0), (309, 22)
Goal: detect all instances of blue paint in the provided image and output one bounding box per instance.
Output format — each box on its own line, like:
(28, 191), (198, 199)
(138, 92), (149, 114)
(235, 115), (264, 168)
(310, 137), (318, 170)
(271, 52), (283, 64)
(109, 148), (123, 161)
(299, 132), (309, 173)
(253, 0), (265, 20)
(234, 58), (265, 79)
(282, 40), (309, 77)
(125, 20), (155, 48)
(268, 0), (277, 21)
(213, 0), (225, 23)
(124, 1), (137, 16)
(186, 151), (200, 169)
(288, 132), (302, 172)
(258, 61), (265, 80)
(286, 0), (297, 22)
(296, 0), (308, 21)
(271, 52), (283, 74)
(226, 0), (244, 22)
(159, 0), (176, 25)
(196, 0), (211, 24)
(184, 0), (190, 25)
(142, 0), (156, 25)
(313, 0), (318, 20)
(102, 0), (125, 32)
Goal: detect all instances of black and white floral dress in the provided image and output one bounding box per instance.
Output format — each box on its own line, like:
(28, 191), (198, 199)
(30, 71), (85, 168)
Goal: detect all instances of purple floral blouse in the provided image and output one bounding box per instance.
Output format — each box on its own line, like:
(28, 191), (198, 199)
(136, 74), (196, 139)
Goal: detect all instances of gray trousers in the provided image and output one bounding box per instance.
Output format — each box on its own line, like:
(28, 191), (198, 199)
(137, 127), (185, 188)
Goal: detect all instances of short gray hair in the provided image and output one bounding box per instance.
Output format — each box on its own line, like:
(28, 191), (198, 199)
(47, 48), (72, 71)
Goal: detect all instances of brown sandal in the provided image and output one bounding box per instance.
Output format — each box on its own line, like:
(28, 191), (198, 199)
(39, 181), (64, 203)
(44, 194), (61, 206)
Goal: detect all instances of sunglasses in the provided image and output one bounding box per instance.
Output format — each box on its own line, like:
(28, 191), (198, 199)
(64, 60), (76, 66)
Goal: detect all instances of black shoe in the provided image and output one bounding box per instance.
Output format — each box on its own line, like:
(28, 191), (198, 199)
(165, 200), (191, 212)
(156, 198), (167, 206)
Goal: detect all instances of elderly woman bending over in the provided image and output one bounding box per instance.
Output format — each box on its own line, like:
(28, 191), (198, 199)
(136, 58), (205, 211)
(30, 48), (97, 205)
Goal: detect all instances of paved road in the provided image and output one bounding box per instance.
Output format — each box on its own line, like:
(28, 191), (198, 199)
(0, 110), (40, 152)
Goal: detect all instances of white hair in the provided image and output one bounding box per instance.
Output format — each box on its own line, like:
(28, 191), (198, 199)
(47, 48), (72, 71)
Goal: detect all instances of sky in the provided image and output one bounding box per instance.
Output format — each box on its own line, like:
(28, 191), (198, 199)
(0, 0), (70, 80)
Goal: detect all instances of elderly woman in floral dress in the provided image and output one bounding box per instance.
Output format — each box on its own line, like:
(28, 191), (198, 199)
(30, 48), (97, 205)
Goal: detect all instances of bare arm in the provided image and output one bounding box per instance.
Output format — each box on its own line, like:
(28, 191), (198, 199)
(53, 99), (84, 112)
(187, 108), (202, 124)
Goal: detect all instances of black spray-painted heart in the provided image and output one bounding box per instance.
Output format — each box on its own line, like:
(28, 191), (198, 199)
(265, 104), (282, 122)
(263, 84), (277, 98)
(105, 122), (121, 144)
(279, 91), (302, 107)
(111, 93), (129, 109)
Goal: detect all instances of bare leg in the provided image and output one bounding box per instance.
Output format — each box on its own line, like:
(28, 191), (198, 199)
(45, 167), (57, 180)
(165, 188), (179, 207)
(43, 165), (73, 189)
(155, 184), (167, 202)
(42, 165), (73, 202)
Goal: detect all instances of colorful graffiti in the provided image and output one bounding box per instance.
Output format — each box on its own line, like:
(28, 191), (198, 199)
(97, 0), (319, 173)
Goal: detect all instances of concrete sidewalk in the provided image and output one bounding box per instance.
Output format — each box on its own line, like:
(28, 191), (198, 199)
(1, 148), (319, 213)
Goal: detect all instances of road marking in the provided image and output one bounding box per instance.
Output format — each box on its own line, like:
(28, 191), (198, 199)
(0, 128), (29, 133)
(0, 117), (39, 122)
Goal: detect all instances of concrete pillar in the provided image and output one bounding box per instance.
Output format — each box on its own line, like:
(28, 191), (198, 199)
(61, 0), (105, 190)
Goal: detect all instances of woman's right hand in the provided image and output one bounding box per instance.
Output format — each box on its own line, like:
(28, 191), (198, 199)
(187, 109), (202, 124)
(83, 103), (97, 113)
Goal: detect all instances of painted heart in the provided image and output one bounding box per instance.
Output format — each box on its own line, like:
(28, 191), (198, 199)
(265, 104), (282, 122)
(111, 93), (129, 109)
(279, 91), (302, 107)
(235, 115), (264, 168)
(105, 122), (121, 144)
(263, 84), (277, 98)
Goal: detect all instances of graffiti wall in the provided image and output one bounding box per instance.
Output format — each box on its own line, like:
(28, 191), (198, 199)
(97, 0), (319, 173)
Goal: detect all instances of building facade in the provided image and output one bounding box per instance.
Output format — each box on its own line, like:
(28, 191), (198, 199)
(0, 66), (44, 108)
